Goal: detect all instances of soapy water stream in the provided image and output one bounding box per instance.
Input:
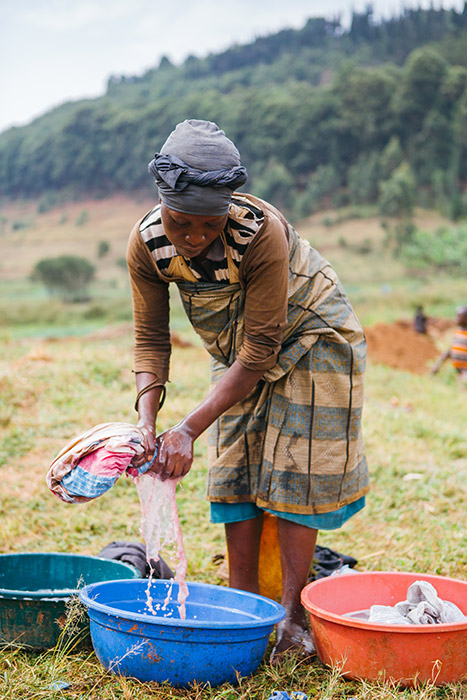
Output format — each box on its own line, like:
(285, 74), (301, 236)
(135, 472), (188, 620)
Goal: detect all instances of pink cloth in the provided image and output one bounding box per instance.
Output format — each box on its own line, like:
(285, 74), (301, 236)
(78, 447), (134, 477)
(46, 422), (148, 504)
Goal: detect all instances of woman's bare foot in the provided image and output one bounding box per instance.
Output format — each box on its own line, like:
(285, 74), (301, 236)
(269, 619), (316, 665)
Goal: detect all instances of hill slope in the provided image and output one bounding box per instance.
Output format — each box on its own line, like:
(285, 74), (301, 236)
(1, 6), (467, 221)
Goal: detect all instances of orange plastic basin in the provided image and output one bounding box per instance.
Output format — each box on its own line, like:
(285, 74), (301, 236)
(301, 571), (467, 686)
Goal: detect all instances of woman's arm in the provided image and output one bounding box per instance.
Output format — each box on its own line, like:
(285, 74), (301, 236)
(152, 361), (264, 480)
(127, 220), (172, 385)
(431, 348), (451, 374)
(135, 372), (166, 460)
(127, 219), (171, 458)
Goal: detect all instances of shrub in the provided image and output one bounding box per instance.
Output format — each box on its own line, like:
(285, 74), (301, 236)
(400, 225), (467, 273)
(31, 255), (95, 302)
(76, 210), (89, 227)
(355, 238), (373, 255)
(12, 219), (31, 231)
(83, 304), (106, 319)
(97, 240), (110, 258)
(37, 193), (60, 213)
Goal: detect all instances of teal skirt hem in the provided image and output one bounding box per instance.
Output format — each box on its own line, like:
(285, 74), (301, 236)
(210, 497), (365, 530)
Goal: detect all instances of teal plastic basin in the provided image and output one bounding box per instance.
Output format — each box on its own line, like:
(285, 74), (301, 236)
(0, 552), (138, 649)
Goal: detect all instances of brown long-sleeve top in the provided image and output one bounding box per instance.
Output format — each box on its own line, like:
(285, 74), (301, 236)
(126, 194), (290, 385)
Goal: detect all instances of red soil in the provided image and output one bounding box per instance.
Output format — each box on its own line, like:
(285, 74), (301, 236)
(364, 319), (450, 374)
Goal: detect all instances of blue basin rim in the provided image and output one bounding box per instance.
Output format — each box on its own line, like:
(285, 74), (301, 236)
(79, 579), (286, 629)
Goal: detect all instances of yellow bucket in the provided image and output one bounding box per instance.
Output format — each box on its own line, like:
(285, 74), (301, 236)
(258, 513), (282, 601)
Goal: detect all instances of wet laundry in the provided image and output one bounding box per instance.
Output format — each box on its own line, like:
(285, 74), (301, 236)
(46, 423), (188, 617)
(46, 422), (155, 503)
(368, 580), (466, 625)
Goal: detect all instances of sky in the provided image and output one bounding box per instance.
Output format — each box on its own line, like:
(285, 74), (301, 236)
(0, 0), (464, 134)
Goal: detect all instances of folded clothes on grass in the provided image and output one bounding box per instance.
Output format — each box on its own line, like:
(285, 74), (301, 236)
(98, 540), (174, 579)
(368, 580), (466, 625)
(310, 545), (358, 580)
(46, 422), (156, 503)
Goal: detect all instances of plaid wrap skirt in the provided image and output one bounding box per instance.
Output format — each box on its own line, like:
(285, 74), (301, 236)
(177, 226), (370, 514)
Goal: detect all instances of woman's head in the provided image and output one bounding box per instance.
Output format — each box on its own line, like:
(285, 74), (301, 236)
(456, 305), (467, 327)
(160, 207), (228, 259)
(148, 120), (247, 217)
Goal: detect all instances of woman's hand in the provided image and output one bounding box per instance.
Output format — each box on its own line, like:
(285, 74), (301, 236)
(134, 373), (165, 466)
(151, 424), (195, 480)
(135, 420), (157, 466)
(137, 362), (262, 480)
(147, 361), (262, 479)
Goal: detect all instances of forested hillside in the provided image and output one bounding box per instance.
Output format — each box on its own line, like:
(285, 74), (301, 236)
(1, 5), (467, 220)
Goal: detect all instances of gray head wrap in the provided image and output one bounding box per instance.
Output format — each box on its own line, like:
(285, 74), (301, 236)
(148, 119), (248, 216)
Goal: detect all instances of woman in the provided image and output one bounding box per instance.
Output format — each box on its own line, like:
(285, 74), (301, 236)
(127, 119), (369, 660)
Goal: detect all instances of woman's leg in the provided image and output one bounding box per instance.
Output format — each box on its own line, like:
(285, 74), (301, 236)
(272, 519), (318, 660)
(225, 514), (264, 593)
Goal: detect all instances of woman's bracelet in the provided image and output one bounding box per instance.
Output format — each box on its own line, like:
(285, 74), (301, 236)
(134, 382), (166, 411)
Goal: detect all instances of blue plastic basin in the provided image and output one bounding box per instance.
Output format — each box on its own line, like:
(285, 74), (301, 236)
(79, 579), (285, 687)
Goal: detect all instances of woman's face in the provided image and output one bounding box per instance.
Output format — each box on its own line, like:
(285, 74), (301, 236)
(161, 205), (228, 259)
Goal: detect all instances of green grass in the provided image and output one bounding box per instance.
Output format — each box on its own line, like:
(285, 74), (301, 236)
(0, 319), (466, 698)
(0, 200), (466, 698)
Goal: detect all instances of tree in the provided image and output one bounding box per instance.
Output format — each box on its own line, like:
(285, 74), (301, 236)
(252, 160), (295, 212)
(410, 110), (453, 184)
(350, 5), (375, 42)
(378, 136), (404, 180)
(158, 55), (174, 70)
(348, 152), (380, 204)
(97, 240), (110, 259)
(331, 65), (398, 163)
(31, 256), (95, 302)
(294, 164), (341, 217)
(379, 162), (416, 218)
(379, 162), (417, 255)
(452, 87), (467, 180)
(395, 47), (448, 133)
(440, 65), (467, 113)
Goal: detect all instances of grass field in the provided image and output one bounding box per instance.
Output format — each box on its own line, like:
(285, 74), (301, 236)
(0, 196), (466, 699)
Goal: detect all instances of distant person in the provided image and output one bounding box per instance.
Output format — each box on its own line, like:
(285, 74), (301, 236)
(431, 306), (467, 384)
(126, 119), (369, 662)
(413, 306), (428, 334)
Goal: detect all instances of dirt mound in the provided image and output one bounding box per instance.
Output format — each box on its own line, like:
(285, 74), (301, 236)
(364, 320), (443, 374)
(395, 316), (453, 337)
